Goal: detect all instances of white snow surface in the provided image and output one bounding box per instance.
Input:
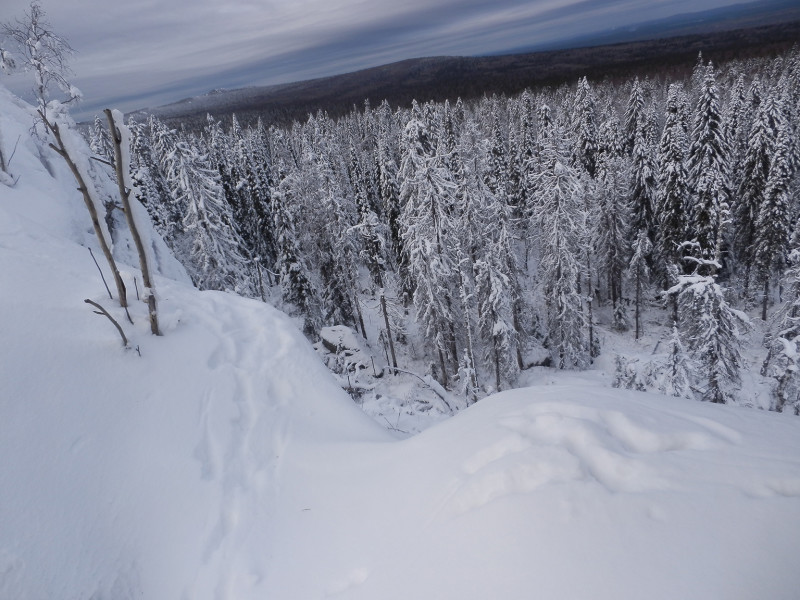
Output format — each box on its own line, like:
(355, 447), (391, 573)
(2, 85), (800, 600)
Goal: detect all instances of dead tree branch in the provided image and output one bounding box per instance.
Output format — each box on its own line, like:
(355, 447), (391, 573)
(84, 299), (128, 347)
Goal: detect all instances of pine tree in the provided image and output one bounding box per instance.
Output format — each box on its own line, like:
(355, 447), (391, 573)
(762, 248), (800, 413)
(656, 84), (691, 272)
(594, 150), (631, 330)
(752, 111), (793, 321)
(629, 115), (657, 250)
(658, 324), (694, 398)
(245, 117), (278, 285)
(688, 64), (729, 263)
(475, 250), (517, 391)
(89, 114), (114, 165)
(376, 137), (401, 255)
(129, 117), (179, 243)
(399, 117), (459, 385)
(628, 228), (652, 340)
(273, 163), (321, 335)
(624, 77), (646, 155)
(668, 255), (749, 404)
(572, 77), (598, 178)
(734, 84), (780, 297)
(484, 104), (509, 206)
(724, 72), (749, 189)
(158, 128), (248, 293)
(533, 129), (589, 369)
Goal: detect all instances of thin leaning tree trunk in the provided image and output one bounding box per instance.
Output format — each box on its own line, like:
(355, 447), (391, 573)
(41, 110), (130, 321)
(105, 109), (160, 335)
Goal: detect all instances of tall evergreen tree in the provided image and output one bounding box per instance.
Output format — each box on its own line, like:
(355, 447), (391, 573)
(668, 254), (749, 404)
(273, 162), (322, 335)
(628, 229), (652, 339)
(624, 77), (646, 155)
(762, 248), (800, 413)
(533, 128), (589, 369)
(158, 126), (248, 292)
(594, 149), (631, 330)
(475, 249), (517, 391)
(572, 77), (598, 178)
(734, 89), (781, 296)
(656, 84), (691, 273)
(688, 63), (729, 263)
(399, 117), (459, 385)
(752, 111), (794, 320)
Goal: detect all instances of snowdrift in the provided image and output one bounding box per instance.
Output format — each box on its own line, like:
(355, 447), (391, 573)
(1, 85), (799, 600)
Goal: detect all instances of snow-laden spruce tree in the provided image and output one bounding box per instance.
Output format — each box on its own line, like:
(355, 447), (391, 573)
(688, 63), (729, 264)
(399, 115), (460, 385)
(572, 77), (598, 179)
(734, 83), (780, 298)
(724, 73), (750, 191)
(134, 117), (185, 245)
(272, 161), (322, 336)
(156, 124), (249, 293)
(593, 121), (631, 331)
(628, 228), (652, 340)
(305, 140), (361, 332)
(656, 84), (691, 274)
(484, 102), (509, 207)
(475, 248), (517, 392)
(533, 127), (589, 369)
(376, 131), (403, 270)
(656, 324), (694, 398)
(752, 92), (793, 321)
(668, 250), (749, 403)
(89, 114), (114, 166)
(629, 108), (657, 255)
(762, 248), (800, 414)
(450, 122), (487, 391)
(624, 77), (646, 155)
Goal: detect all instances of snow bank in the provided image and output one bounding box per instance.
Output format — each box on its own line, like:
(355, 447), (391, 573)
(1, 84), (799, 600)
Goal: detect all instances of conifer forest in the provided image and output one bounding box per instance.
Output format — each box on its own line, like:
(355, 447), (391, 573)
(110, 48), (800, 413)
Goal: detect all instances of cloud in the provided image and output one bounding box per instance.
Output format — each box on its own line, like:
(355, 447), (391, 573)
(0, 0), (743, 120)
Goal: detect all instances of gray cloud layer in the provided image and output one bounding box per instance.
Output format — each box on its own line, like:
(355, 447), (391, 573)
(1, 0), (740, 120)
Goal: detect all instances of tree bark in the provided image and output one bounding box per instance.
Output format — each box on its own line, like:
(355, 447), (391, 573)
(380, 290), (398, 370)
(41, 111), (130, 319)
(105, 109), (161, 336)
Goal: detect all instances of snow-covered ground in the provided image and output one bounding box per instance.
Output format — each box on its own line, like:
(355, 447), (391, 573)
(2, 85), (800, 600)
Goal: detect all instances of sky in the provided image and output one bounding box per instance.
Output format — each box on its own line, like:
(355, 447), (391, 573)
(1, 0), (754, 121)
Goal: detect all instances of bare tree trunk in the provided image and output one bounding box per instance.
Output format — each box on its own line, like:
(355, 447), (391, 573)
(41, 111), (130, 320)
(585, 250), (595, 359)
(105, 109), (160, 335)
(380, 290), (398, 370)
(254, 258), (266, 302)
(512, 301), (524, 370)
(634, 270), (642, 340)
(353, 292), (367, 340)
(437, 345), (449, 389)
(493, 340), (501, 392)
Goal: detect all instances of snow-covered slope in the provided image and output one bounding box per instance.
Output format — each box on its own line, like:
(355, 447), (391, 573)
(1, 85), (799, 600)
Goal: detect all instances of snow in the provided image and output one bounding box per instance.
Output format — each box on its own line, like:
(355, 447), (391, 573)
(1, 84), (800, 600)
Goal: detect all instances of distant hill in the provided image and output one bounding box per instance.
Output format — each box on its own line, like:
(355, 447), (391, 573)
(502, 0), (800, 54)
(131, 19), (800, 129)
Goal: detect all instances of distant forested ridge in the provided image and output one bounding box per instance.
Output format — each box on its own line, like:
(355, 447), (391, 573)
(112, 45), (800, 412)
(131, 20), (800, 129)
